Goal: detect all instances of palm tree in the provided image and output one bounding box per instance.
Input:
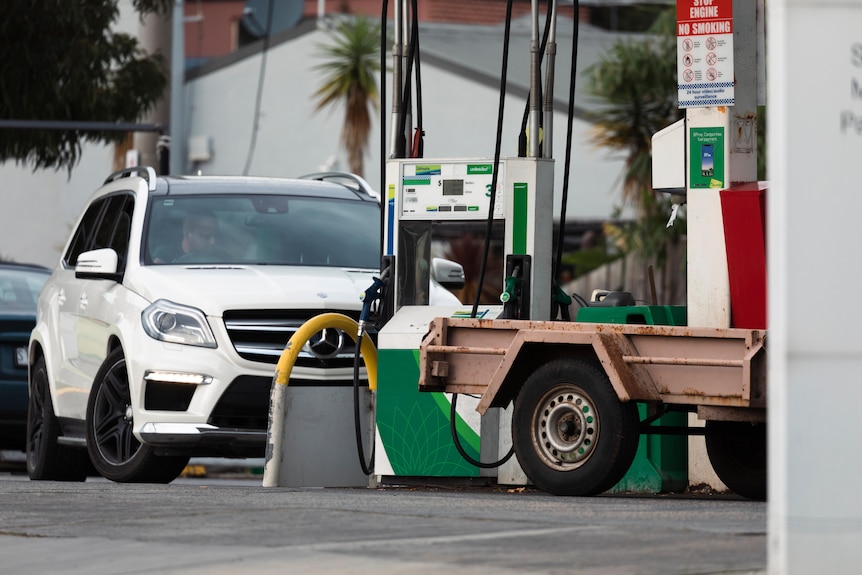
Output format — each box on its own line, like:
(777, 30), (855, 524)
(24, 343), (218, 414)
(584, 10), (685, 303)
(312, 17), (381, 177)
(585, 11), (678, 205)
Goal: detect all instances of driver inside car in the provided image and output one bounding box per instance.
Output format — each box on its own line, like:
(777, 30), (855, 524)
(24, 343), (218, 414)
(153, 210), (219, 263)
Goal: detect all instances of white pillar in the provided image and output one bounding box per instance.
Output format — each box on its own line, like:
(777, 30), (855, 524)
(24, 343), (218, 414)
(685, 106), (733, 328)
(768, 0), (862, 572)
(685, 0), (758, 329)
(683, 0), (760, 490)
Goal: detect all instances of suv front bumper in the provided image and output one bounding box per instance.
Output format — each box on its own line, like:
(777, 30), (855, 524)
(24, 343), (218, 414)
(139, 422), (267, 457)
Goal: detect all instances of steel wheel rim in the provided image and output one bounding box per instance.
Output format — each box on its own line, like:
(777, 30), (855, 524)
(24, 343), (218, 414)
(92, 359), (141, 465)
(531, 383), (599, 471)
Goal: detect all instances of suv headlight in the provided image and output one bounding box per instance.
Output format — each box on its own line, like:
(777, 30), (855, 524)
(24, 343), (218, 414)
(142, 299), (217, 348)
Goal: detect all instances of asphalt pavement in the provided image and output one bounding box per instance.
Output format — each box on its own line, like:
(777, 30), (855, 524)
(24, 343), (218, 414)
(0, 465), (766, 575)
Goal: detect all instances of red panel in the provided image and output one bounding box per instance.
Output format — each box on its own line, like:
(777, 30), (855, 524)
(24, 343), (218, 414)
(720, 183), (767, 329)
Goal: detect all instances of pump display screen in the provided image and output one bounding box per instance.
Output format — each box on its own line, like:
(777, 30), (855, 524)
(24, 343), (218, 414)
(396, 160), (504, 220)
(442, 179), (464, 196)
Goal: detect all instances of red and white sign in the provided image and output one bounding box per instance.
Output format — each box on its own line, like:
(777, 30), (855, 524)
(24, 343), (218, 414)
(677, 0), (735, 108)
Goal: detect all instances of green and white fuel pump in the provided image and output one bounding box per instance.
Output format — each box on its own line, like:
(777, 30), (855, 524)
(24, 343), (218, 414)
(373, 156), (555, 482)
(371, 0), (563, 483)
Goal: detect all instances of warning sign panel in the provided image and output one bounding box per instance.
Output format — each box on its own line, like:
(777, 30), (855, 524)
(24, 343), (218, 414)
(677, 0), (734, 108)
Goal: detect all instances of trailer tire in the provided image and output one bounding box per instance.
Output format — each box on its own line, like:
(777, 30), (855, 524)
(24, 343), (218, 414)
(512, 358), (639, 496)
(705, 421), (767, 500)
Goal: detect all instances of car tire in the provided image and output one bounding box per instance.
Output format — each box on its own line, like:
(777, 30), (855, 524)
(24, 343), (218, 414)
(86, 348), (189, 483)
(27, 356), (89, 481)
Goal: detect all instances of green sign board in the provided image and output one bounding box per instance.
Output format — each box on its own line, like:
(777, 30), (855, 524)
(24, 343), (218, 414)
(512, 182), (528, 254)
(467, 164), (494, 175)
(689, 127), (725, 188)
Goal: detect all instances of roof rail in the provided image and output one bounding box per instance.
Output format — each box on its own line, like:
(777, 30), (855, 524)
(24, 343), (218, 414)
(103, 166), (158, 192)
(298, 171), (379, 199)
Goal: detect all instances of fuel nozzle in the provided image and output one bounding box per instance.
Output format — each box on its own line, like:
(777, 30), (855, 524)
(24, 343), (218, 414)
(552, 283), (573, 321)
(358, 275), (387, 338)
(500, 265), (522, 320)
(500, 272), (520, 304)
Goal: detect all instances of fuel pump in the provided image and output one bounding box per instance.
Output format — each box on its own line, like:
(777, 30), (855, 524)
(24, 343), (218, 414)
(374, 160), (555, 483)
(373, 0), (563, 485)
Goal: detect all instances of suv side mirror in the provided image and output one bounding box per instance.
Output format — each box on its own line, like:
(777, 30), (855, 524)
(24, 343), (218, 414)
(431, 258), (465, 291)
(75, 248), (121, 281)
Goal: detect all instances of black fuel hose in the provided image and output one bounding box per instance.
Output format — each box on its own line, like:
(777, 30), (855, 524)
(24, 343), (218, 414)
(470, 0), (513, 320)
(449, 392), (515, 469)
(352, 275), (387, 476)
(353, 332), (374, 475)
(553, 0), (580, 296)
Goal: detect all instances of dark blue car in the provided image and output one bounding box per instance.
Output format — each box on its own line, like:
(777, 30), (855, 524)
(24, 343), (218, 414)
(0, 262), (50, 451)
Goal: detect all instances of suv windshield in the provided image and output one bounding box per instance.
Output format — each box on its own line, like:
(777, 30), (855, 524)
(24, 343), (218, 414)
(144, 194), (380, 268)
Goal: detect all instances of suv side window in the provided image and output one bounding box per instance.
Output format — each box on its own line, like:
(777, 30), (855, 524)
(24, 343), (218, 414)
(99, 195), (135, 272)
(64, 194), (135, 270)
(65, 198), (108, 267)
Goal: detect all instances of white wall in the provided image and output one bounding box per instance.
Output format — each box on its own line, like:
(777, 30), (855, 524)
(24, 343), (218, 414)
(0, 151), (111, 267)
(184, 25), (626, 220)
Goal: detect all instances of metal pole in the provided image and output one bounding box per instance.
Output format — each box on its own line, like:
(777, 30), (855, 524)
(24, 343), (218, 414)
(0, 120), (163, 132)
(542, 0), (557, 159)
(169, 0), (184, 175)
(402, 1), (412, 155)
(528, 0), (541, 157)
(388, 0), (404, 158)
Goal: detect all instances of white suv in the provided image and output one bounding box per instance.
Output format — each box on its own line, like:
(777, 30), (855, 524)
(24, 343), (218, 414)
(27, 166), (452, 483)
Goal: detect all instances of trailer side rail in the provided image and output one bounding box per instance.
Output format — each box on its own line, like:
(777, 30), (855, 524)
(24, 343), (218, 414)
(419, 317), (767, 415)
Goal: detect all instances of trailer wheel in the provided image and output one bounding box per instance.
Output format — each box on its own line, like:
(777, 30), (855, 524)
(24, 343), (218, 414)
(512, 358), (639, 496)
(705, 421), (767, 500)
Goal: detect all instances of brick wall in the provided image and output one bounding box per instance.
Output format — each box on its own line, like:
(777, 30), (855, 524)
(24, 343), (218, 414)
(305, 0), (579, 25)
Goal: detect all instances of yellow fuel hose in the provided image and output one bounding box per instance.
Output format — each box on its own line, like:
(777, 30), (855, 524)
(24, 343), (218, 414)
(273, 312), (378, 390)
